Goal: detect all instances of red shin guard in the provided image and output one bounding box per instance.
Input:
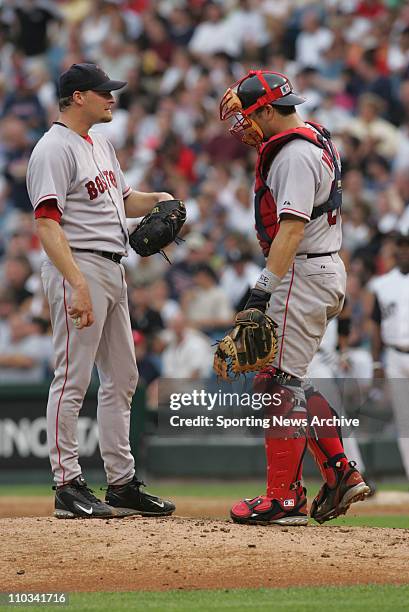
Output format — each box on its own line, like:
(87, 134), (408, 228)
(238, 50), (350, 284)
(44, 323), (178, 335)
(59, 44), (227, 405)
(255, 368), (307, 501)
(306, 390), (348, 487)
(265, 429), (307, 501)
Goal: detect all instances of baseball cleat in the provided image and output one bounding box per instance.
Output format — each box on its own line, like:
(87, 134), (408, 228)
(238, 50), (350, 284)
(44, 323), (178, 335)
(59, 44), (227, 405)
(230, 489), (308, 526)
(54, 475), (136, 519)
(105, 476), (175, 517)
(310, 461), (370, 524)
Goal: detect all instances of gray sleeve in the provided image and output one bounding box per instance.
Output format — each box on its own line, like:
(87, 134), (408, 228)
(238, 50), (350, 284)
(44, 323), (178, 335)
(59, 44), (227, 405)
(108, 139), (131, 198)
(118, 165), (132, 198)
(266, 143), (320, 221)
(26, 141), (73, 213)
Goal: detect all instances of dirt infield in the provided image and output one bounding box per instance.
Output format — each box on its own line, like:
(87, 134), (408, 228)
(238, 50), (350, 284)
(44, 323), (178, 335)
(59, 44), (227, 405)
(1, 494), (409, 592)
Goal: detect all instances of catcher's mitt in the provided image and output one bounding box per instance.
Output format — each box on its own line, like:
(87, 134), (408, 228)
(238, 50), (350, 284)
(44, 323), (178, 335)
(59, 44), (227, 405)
(213, 308), (278, 381)
(129, 199), (186, 259)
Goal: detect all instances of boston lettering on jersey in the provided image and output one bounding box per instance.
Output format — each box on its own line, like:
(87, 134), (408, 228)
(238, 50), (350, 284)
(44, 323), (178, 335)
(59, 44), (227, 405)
(85, 170), (118, 200)
(254, 122), (342, 257)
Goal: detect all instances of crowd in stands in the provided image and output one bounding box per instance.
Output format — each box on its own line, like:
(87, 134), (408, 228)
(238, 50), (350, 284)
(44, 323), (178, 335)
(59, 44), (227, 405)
(0, 0), (408, 394)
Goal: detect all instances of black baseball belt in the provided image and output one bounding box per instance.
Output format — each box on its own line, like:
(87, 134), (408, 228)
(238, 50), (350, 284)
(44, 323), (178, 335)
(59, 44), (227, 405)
(71, 248), (122, 264)
(297, 251), (337, 259)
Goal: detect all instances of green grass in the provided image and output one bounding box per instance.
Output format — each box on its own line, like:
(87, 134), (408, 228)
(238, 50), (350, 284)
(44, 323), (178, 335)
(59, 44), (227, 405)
(1, 585), (409, 612)
(317, 514), (409, 528)
(0, 479), (408, 498)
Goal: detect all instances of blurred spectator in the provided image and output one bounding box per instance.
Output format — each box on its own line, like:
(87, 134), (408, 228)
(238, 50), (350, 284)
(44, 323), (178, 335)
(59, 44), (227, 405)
(129, 283), (164, 338)
(1, 254), (33, 306)
(0, 311), (52, 383)
(342, 203), (372, 253)
(1, 78), (47, 135)
(133, 330), (158, 383)
(220, 250), (261, 310)
(150, 278), (180, 324)
(188, 3), (241, 59)
(346, 93), (399, 159)
(181, 263), (233, 335)
(295, 9), (333, 69)
(7, 1), (62, 59)
(387, 26), (409, 74)
(1, 117), (34, 213)
(161, 312), (214, 379)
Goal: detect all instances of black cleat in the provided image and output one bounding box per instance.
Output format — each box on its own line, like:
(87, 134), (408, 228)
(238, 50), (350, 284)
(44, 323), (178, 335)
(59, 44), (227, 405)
(105, 476), (175, 517)
(310, 462), (370, 524)
(54, 475), (136, 519)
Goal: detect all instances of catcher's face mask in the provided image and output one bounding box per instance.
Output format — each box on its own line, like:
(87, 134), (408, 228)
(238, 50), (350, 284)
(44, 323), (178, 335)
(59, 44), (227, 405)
(219, 70), (297, 149)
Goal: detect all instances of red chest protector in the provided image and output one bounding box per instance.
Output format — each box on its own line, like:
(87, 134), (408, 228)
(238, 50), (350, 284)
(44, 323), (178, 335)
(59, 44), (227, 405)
(254, 122), (342, 257)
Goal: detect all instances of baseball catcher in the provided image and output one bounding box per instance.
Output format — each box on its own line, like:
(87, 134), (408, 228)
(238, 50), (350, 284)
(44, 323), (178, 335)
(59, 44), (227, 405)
(129, 199), (186, 260)
(216, 69), (369, 527)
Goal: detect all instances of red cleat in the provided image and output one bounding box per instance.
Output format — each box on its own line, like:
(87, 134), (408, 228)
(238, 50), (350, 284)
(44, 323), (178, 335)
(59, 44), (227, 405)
(230, 488), (308, 526)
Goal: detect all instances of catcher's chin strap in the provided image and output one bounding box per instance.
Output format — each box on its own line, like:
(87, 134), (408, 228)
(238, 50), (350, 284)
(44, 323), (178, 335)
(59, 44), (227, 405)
(159, 236), (185, 264)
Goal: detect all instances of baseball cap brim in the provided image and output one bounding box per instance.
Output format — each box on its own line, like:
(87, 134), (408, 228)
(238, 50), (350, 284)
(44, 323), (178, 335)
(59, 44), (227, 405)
(272, 92), (306, 106)
(92, 79), (127, 92)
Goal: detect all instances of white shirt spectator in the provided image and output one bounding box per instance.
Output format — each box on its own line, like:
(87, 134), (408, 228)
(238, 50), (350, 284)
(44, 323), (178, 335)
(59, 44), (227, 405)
(188, 19), (241, 57)
(0, 327), (53, 384)
(220, 261), (261, 308)
(295, 28), (334, 68)
(162, 328), (214, 379)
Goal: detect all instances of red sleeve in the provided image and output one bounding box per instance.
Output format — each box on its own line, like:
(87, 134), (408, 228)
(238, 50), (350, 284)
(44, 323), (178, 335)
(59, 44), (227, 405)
(34, 199), (62, 223)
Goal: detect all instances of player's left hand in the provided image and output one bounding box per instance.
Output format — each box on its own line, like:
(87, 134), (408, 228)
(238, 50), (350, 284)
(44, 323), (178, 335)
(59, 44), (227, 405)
(129, 199), (186, 258)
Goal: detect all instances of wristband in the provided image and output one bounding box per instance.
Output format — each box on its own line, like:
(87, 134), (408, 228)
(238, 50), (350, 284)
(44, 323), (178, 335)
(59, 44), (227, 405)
(255, 268), (281, 294)
(372, 361), (383, 369)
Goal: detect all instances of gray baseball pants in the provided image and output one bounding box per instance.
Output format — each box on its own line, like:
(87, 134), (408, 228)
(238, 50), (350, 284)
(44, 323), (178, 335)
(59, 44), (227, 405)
(41, 251), (138, 486)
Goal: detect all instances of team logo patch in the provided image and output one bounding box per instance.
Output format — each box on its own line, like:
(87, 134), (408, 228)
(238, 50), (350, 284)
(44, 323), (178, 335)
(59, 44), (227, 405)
(280, 83), (291, 96)
(283, 499), (295, 507)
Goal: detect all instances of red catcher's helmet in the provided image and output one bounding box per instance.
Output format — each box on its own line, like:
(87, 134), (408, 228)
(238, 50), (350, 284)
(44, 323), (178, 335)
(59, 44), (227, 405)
(220, 70), (305, 148)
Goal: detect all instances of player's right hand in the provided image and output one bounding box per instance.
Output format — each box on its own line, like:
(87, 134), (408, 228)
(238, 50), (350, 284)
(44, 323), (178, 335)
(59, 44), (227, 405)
(68, 283), (95, 329)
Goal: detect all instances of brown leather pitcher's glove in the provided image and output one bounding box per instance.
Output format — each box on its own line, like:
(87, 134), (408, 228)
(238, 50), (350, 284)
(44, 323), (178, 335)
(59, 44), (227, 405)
(213, 309), (278, 381)
(129, 199), (186, 259)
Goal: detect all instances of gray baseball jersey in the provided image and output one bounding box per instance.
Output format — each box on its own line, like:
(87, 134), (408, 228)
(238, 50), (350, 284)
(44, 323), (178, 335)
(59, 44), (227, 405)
(266, 134), (345, 379)
(267, 137), (342, 254)
(27, 123), (138, 486)
(27, 123), (131, 255)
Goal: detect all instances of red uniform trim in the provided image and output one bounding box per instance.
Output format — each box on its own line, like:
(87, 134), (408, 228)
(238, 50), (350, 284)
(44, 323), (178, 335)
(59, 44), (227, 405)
(35, 193), (58, 207)
(123, 186), (132, 199)
(34, 200), (62, 223)
(322, 150), (334, 172)
(279, 264), (295, 370)
(280, 207), (310, 221)
(83, 134), (93, 145)
(55, 278), (70, 485)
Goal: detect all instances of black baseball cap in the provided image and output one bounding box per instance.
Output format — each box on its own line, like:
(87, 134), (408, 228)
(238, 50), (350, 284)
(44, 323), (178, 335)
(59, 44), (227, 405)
(59, 63), (127, 97)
